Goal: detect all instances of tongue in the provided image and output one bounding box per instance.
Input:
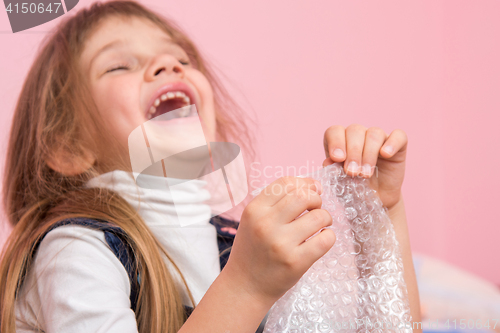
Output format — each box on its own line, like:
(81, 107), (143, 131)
(154, 98), (187, 119)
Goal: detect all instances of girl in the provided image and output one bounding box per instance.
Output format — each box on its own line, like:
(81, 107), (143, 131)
(0, 1), (422, 332)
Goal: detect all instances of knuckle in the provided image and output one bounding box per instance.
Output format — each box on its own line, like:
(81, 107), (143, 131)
(298, 179), (316, 195)
(292, 189), (310, 206)
(310, 209), (331, 225)
(241, 203), (256, 222)
(325, 125), (344, 135)
(320, 209), (333, 224)
(280, 176), (294, 184)
(394, 128), (408, 142)
(241, 206), (252, 221)
(310, 190), (322, 205)
(367, 127), (386, 140)
(318, 230), (335, 251)
(318, 196), (325, 208)
(349, 143), (364, 155)
(283, 254), (298, 270)
(346, 123), (366, 133)
(253, 219), (271, 239)
(308, 210), (322, 225)
(270, 239), (287, 258)
(325, 125), (344, 136)
(279, 176), (296, 193)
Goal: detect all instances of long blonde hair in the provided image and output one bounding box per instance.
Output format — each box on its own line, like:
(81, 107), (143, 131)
(0, 1), (256, 332)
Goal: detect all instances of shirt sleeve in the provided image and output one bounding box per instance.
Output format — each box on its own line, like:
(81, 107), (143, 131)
(23, 225), (139, 333)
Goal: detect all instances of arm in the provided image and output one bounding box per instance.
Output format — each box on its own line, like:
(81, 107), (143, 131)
(322, 124), (421, 331)
(20, 226), (139, 333)
(387, 194), (422, 332)
(178, 265), (273, 333)
(180, 191), (423, 333)
(180, 177), (332, 333)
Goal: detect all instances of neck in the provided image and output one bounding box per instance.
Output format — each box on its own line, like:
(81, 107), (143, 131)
(85, 169), (212, 227)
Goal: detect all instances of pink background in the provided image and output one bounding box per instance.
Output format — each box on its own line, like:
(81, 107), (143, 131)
(1, 0), (499, 286)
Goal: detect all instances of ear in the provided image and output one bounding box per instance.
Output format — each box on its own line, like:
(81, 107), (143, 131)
(46, 146), (96, 176)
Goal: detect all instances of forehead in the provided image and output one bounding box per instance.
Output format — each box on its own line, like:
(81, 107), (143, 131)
(90, 15), (170, 41)
(80, 15), (174, 68)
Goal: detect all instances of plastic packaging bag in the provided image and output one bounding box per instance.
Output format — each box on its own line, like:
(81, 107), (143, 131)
(252, 163), (413, 333)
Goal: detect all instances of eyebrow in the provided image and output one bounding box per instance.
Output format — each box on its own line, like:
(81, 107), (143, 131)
(88, 36), (181, 71)
(89, 39), (124, 71)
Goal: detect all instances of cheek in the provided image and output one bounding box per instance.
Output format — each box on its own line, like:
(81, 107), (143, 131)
(92, 78), (143, 142)
(188, 70), (217, 139)
(197, 74), (214, 112)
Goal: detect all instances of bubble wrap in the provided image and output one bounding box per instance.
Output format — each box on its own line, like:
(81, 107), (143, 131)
(253, 163), (413, 333)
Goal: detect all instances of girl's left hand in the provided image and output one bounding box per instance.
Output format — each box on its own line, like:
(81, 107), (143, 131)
(322, 124), (408, 211)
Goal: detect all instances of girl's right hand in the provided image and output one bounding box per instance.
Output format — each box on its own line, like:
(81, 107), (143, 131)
(224, 177), (336, 305)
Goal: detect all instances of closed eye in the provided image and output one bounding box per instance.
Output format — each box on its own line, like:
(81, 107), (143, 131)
(106, 65), (129, 73)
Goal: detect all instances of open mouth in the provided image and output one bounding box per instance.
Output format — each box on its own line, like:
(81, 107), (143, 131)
(146, 89), (196, 121)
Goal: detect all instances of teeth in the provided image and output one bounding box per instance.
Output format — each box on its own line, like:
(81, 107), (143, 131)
(155, 91), (188, 104)
(175, 106), (191, 117)
(147, 90), (193, 119)
(147, 106), (156, 120)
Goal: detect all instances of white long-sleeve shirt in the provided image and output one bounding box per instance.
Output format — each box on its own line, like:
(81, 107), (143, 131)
(15, 170), (222, 333)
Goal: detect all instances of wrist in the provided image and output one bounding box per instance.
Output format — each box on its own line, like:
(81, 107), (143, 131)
(220, 261), (276, 310)
(386, 193), (404, 217)
(180, 262), (273, 333)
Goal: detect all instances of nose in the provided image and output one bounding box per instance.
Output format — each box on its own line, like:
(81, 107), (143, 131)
(144, 54), (185, 82)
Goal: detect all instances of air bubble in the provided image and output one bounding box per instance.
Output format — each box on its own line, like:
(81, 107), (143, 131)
(262, 163), (413, 332)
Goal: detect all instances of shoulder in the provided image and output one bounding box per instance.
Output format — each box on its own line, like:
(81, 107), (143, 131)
(33, 223), (132, 296)
(38, 224), (129, 281)
(16, 224), (137, 333)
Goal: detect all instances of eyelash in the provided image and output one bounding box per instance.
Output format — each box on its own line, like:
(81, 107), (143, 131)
(106, 59), (190, 73)
(106, 64), (129, 73)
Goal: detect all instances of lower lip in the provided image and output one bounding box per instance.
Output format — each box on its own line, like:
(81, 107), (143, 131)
(150, 115), (200, 126)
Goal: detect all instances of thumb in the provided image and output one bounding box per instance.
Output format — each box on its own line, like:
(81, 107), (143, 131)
(322, 157), (334, 168)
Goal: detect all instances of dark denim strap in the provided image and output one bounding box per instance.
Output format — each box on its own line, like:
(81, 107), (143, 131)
(37, 217), (238, 318)
(209, 215), (239, 271)
(37, 216), (269, 331)
(39, 217), (140, 311)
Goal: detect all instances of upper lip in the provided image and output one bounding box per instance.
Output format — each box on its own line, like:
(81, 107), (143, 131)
(144, 81), (198, 117)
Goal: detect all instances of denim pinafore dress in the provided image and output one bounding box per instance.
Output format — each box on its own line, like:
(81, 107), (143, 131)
(37, 216), (268, 332)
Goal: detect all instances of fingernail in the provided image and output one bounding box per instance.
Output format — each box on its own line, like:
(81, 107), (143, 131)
(332, 148), (345, 159)
(347, 161), (359, 173)
(313, 180), (323, 195)
(362, 164), (371, 176)
(383, 145), (394, 155)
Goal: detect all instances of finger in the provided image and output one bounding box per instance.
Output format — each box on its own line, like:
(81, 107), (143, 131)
(253, 176), (322, 208)
(323, 125), (346, 162)
(295, 227), (336, 268)
(269, 187), (323, 224)
(344, 124), (367, 176)
(380, 129), (408, 159)
(360, 127), (387, 178)
(322, 157), (334, 168)
(286, 208), (333, 245)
